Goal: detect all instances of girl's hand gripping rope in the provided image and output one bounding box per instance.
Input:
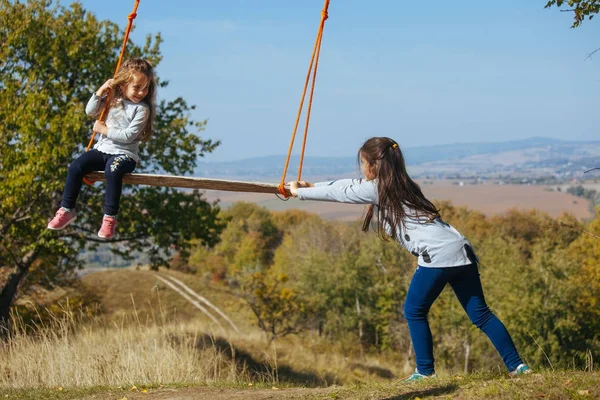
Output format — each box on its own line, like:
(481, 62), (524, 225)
(287, 181), (314, 197)
(96, 79), (115, 97)
(93, 120), (108, 136)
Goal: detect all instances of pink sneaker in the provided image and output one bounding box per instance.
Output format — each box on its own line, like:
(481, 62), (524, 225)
(98, 215), (117, 239)
(47, 208), (77, 230)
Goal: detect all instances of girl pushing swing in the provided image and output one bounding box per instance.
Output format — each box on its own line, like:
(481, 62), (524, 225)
(288, 136), (531, 380)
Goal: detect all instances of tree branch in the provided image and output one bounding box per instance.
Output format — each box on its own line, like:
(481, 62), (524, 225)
(1, 208), (23, 238)
(1, 188), (48, 237)
(585, 47), (600, 60)
(0, 243), (20, 268)
(560, 222), (600, 241)
(58, 231), (148, 243)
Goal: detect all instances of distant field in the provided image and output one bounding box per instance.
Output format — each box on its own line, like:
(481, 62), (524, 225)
(202, 180), (594, 221)
(421, 181), (593, 219)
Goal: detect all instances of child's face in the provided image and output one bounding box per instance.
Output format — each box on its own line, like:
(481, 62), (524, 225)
(361, 155), (377, 181)
(122, 71), (150, 103)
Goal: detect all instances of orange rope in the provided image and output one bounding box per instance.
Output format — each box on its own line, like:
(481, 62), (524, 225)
(278, 0), (330, 197)
(83, 0), (140, 185)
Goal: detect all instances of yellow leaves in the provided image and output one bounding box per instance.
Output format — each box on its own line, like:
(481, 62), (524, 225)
(242, 268), (307, 342)
(124, 386), (148, 395)
(279, 287), (295, 301)
(565, 217), (600, 317)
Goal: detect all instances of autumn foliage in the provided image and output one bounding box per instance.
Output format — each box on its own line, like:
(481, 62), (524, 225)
(189, 201), (600, 372)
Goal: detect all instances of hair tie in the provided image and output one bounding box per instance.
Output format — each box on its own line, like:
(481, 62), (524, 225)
(392, 143), (398, 149)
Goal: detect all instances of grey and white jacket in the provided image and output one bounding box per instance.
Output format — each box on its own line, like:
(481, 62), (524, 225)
(85, 93), (149, 163)
(296, 178), (478, 268)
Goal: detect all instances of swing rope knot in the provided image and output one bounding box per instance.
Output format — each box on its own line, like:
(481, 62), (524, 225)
(278, 183), (288, 198)
(128, 13), (137, 21)
(321, 10), (328, 20)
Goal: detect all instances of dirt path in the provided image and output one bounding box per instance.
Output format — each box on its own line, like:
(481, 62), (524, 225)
(82, 386), (339, 400)
(163, 274), (240, 333)
(154, 274), (226, 332)
(153, 272), (240, 335)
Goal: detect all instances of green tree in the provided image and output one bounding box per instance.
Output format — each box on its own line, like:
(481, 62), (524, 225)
(241, 270), (310, 345)
(545, 0), (600, 27)
(0, 0), (222, 337)
(272, 217), (415, 354)
(563, 211), (600, 367)
(211, 203), (281, 276)
(272, 217), (350, 338)
(271, 209), (314, 234)
(354, 230), (414, 354)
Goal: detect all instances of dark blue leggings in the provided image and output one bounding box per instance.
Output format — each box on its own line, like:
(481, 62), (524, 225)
(403, 263), (523, 375)
(61, 149), (136, 216)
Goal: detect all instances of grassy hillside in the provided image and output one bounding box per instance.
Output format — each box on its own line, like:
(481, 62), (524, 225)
(1, 268), (598, 399)
(80, 268), (253, 329)
(78, 268), (405, 384)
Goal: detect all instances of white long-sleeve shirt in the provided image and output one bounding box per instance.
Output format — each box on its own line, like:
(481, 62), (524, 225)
(297, 179), (477, 268)
(85, 93), (149, 163)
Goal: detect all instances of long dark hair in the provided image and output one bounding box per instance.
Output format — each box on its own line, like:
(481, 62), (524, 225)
(110, 59), (156, 142)
(360, 137), (439, 240)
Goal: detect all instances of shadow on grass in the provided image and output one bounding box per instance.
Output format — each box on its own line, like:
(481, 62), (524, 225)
(194, 333), (341, 387)
(382, 383), (459, 399)
(349, 362), (395, 379)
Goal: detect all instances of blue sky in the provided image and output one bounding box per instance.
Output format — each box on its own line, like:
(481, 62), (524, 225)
(69, 0), (600, 161)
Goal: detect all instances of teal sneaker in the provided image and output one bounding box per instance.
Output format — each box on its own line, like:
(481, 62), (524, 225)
(509, 363), (532, 376)
(403, 368), (437, 382)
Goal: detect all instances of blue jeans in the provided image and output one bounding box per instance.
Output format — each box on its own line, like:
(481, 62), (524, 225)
(61, 149), (136, 216)
(403, 263), (523, 375)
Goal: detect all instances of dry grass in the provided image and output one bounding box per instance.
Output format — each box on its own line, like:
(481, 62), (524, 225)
(0, 310), (244, 389)
(80, 269), (406, 383)
(0, 269), (404, 392)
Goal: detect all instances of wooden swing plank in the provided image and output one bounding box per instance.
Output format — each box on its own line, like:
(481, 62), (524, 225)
(86, 172), (290, 196)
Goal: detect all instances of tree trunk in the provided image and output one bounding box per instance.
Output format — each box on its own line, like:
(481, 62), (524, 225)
(463, 337), (471, 374)
(0, 250), (36, 340)
(0, 269), (25, 339)
(404, 343), (413, 372)
(317, 319), (323, 337)
(356, 293), (363, 358)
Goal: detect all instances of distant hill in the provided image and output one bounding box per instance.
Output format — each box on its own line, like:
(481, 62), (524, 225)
(195, 137), (600, 179)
